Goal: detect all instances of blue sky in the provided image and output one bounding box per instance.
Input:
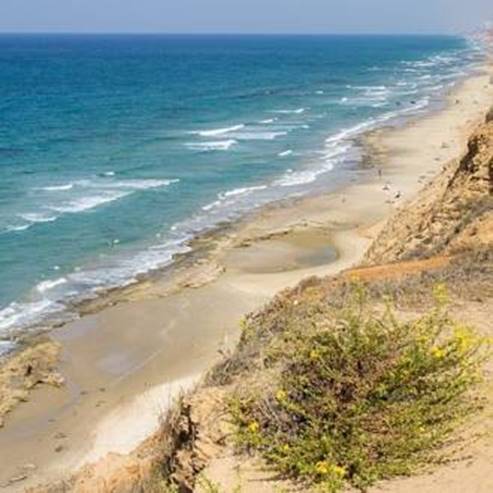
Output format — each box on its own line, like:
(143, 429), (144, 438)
(1, 0), (492, 34)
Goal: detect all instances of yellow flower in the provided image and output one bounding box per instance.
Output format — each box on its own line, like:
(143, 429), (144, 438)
(431, 347), (445, 359)
(454, 327), (474, 352)
(331, 465), (346, 478)
(315, 461), (330, 475)
(276, 389), (287, 401)
(282, 444), (290, 452)
(310, 349), (320, 360)
(247, 421), (259, 433)
(433, 283), (448, 305)
(315, 461), (346, 478)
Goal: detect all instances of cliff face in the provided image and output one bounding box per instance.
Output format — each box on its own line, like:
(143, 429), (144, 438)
(365, 115), (493, 264)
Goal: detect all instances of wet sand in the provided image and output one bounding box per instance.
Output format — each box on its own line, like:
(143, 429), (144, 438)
(0, 68), (492, 490)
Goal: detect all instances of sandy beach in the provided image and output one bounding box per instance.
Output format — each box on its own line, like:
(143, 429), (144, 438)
(1, 67), (492, 490)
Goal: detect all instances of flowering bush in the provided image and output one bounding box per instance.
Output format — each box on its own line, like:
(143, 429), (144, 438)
(230, 286), (487, 492)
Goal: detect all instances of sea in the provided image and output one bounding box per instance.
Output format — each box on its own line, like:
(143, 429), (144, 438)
(0, 34), (486, 352)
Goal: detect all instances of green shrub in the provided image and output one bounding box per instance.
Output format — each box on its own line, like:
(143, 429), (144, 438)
(230, 285), (487, 492)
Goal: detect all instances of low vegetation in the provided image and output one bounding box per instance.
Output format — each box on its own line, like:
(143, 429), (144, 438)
(229, 285), (488, 492)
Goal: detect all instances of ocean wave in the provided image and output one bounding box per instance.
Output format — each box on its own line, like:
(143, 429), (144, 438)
(274, 143), (349, 189)
(402, 60), (435, 68)
(325, 120), (377, 145)
(191, 124), (245, 137)
(202, 184), (269, 212)
(274, 162), (335, 188)
(0, 237), (191, 333)
(201, 200), (222, 212)
(0, 299), (62, 332)
(36, 277), (67, 294)
(259, 118), (277, 124)
(327, 96), (431, 147)
(185, 139), (237, 151)
(341, 85), (394, 107)
(37, 183), (74, 191)
(233, 131), (287, 141)
(3, 178), (180, 236)
(47, 191), (131, 213)
(278, 150), (293, 157)
(219, 185), (268, 200)
(272, 108), (306, 114)
(2, 224), (30, 234)
(105, 179), (179, 190)
(18, 213), (58, 224)
(353, 85), (388, 92)
(322, 143), (352, 161)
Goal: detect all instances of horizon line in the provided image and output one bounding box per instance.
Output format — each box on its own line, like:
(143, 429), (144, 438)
(0, 31), (464, 37)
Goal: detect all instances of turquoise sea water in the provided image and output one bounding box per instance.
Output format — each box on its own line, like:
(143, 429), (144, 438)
(0, 34), (484, 347)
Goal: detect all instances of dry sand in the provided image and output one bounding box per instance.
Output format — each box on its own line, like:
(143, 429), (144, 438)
(0, 67), (492, 491)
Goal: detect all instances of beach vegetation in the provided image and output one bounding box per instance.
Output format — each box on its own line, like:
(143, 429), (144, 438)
(229, 284), (488, 492)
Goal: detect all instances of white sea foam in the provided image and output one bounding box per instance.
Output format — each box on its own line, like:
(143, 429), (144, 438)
(201, 185), (269, 212)
(0, 235), (192, 333)
(234, 131), (287, 141)
(325, 119), (377, 145)
(219, 185), (268, 199)
(0, 299), (61, 332)
(353, 85), (388, 92)
(36, 277), (67, 293)
(202, 200), (222, 212)
(259, 118), (277, 124)
(186, 139), (237, 151)
(4, 179), (178, 235)
(191, 124), (245, 137)
(48, 191), (131, 213)
(371, 102), (389, 108)
(278, 150), (293, 157)
(272, 108), (306, 114)
(427, 84), (445, 92)
(274, 162), (335, 188)
(106, 179), (179, 190)
(19, 213), (57, 224)
(322, 144), (352, 161)
(3, 224), (30, 234)
(38, 183), (74, 191)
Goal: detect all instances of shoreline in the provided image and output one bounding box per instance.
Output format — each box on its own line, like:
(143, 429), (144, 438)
(0, 64), (484, 349)
(0, 66), (492, 490)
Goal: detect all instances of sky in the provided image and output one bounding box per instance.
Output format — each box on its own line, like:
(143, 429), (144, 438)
(0, 0), (492, 35)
